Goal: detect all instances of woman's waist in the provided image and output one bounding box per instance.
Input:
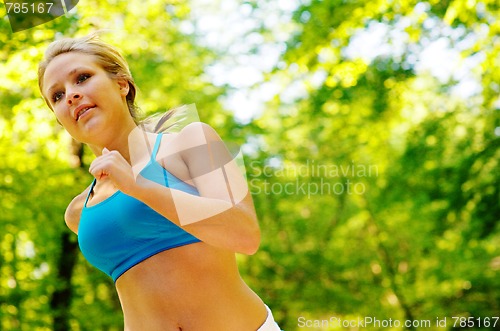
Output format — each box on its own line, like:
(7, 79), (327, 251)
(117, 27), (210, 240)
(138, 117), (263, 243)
(120, 288), (267, 331)
(116, 244), (267, 330)
(116, 243), (252, 304)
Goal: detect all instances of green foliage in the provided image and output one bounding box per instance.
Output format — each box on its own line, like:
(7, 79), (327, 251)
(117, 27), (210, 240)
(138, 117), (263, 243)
(238, 0), (499, 330)
(1, 0), (499, 330)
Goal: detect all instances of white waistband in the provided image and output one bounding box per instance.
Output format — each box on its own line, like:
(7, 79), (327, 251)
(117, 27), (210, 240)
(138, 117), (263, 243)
(256, 305), (281, 331)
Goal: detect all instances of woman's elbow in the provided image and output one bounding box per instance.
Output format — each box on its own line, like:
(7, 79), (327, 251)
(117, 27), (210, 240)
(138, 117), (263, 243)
(238, 223), (261, 255)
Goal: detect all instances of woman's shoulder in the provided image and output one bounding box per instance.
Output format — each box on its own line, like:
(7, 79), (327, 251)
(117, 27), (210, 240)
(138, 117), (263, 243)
(178, 122), (221, 140)
(167, 122), (222, 151)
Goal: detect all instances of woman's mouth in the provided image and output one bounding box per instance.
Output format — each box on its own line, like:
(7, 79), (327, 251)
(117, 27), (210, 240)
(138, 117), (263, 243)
(76, 106), (94, 121)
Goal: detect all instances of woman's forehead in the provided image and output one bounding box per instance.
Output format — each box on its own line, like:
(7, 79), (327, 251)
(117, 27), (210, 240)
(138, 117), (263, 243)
(43, 52), (99, 93)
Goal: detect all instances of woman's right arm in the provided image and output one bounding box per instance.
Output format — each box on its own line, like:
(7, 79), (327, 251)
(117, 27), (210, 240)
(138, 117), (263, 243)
(64, 185), (91, 234)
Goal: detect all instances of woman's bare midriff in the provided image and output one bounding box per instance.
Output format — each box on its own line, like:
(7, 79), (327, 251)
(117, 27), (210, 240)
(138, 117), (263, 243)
(115, 241), (268, 331)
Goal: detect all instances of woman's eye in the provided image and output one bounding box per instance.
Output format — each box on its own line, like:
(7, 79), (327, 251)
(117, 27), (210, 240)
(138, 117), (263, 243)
(77, 73), (91, 84)
(52, 91), (64, 103)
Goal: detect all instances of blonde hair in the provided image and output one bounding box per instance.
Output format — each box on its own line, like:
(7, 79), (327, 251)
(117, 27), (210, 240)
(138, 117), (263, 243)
(38, 32), (140, 121)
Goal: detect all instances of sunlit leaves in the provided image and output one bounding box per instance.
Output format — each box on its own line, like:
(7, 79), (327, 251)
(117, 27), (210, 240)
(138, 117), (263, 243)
(240, 0), (500, 329)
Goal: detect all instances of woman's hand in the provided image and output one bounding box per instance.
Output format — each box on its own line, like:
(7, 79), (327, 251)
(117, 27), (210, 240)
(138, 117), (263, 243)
(89, 148), (138, 195)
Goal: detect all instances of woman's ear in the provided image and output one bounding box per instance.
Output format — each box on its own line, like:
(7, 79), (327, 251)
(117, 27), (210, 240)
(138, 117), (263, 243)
(117, 78), (130, 97)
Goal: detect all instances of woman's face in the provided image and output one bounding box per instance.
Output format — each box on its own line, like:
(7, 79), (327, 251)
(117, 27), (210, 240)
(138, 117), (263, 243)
(42, 52), (130, 144)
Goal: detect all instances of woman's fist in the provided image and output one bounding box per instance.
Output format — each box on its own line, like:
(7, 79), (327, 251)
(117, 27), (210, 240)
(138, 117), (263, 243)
(89, 148), (136, 195)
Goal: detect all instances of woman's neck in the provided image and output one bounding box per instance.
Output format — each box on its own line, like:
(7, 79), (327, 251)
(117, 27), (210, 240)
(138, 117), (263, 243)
(89, 123), (139, 163)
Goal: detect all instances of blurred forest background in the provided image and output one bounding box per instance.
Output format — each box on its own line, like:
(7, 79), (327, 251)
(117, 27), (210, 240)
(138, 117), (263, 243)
(0, 0), (499, 330)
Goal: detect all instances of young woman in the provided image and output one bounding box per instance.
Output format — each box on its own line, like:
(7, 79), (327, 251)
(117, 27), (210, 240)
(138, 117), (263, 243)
(38, 33), (281, 331)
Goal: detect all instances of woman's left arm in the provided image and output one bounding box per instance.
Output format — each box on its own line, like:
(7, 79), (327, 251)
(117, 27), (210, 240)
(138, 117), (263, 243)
(140, 123), (260, 254)
(136, 177), (260, 255)
(91, 123), (261, 255)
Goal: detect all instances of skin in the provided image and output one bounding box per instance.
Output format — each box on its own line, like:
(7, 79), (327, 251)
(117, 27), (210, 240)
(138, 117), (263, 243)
(43, 52), (267, 330)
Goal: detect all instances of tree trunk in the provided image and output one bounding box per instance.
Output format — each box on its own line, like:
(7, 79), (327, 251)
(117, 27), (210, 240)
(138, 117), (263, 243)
(50, 139), (83, 331)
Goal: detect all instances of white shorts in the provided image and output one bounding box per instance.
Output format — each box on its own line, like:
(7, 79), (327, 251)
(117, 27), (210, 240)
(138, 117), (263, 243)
(256, 305), (281, 331)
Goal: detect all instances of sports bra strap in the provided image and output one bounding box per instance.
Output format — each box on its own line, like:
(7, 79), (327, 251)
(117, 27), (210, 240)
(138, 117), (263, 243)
(150, 133), (164, 161)
(84, 179), (97, 208)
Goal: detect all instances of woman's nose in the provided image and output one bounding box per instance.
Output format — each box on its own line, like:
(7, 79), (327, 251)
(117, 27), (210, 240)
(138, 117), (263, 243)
(67, 92), (82, 105)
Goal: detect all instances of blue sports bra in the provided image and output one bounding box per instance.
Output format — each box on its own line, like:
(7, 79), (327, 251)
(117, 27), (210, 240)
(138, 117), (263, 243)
(78, 133), (201, 282)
